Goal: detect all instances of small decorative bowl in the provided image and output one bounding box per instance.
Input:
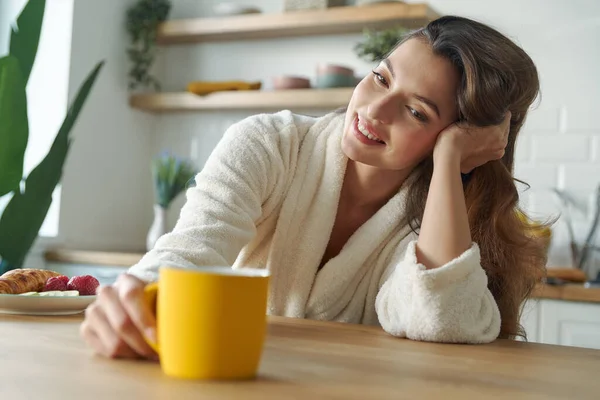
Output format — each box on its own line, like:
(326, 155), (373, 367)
(272, 76), (311, 90)
(315, 73), (356, 89)
(316, 64), (355, 77)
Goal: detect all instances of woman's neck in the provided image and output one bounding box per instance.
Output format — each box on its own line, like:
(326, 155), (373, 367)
(341, 160), (412, 209)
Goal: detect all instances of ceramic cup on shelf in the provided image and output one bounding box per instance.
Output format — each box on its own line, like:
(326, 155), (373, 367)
(315, 64), (356, 88)
(272, 75), (311, 90)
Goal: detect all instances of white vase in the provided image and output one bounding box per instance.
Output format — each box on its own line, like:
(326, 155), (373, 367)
(146, 205), (167, 251)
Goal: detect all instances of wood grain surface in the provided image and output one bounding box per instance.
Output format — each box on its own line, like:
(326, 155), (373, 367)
(1, 315), (598, 399)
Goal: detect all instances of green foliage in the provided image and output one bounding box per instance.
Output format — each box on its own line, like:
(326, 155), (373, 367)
(9, 0), (45, 84)
(0, 0), (104, 270)
(0, 62), (104, 268)
(354, 27), (408, 63)
(0, 0), (43, 197)
(126, 0), (171, 91)
(0, 56), (28, 197)
(152, 152), (197, 209)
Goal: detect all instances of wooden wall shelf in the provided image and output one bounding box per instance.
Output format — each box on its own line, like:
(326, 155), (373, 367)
(130, 88), (353, 113)
(157, 3), (438, 44)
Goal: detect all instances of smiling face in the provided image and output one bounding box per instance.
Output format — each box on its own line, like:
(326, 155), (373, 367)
(342, 38), (460, 171)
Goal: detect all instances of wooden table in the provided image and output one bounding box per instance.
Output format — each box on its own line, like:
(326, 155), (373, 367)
(1, 315), (599, 400)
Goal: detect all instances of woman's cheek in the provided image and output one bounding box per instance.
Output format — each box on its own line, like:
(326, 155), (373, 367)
(353, 78), (376, 102)
(407, 130), (438, 155)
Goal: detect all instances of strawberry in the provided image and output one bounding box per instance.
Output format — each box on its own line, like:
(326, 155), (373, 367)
(43, 276), (68, 291)
(67, 275), (100, 296)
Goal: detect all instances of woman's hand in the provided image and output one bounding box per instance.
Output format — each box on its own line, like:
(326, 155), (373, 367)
(434, 112), (511, 173)
(80, 273), (158, 360)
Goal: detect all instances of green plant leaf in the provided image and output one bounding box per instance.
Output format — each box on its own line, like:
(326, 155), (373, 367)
(126, 0), (172, 91)
(0, 55), (28, 197)
(354, 27), (407, 63)
(0, 61), (104, 267)
(10, 0), (46, 84)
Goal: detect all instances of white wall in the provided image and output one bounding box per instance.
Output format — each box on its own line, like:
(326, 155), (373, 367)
(58, 0), (155, 251)
(154, 0), (600, 275)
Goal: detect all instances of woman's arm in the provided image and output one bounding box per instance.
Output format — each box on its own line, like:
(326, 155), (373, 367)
(375, 117), (510, 343)
(417, 115), (510, 268)
(128, 113), (298, 282)
(416, 152), (471, 269)
(376, 240), (501, 343)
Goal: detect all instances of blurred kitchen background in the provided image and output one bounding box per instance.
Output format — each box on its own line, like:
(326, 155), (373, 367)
(1, 0), (599, 348)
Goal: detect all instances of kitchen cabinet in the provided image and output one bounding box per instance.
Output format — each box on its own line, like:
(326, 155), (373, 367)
(521, 299), (600, 350)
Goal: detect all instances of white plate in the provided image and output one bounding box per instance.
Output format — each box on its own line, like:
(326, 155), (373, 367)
(0, 294), (96, 316)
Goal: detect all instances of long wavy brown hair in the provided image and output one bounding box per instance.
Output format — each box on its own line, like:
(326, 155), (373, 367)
(393, 16), (551, 340)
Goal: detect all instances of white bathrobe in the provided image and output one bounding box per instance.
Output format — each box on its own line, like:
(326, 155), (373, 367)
(129, 110), (501, 344)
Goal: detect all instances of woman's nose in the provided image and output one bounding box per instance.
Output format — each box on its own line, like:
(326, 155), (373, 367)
(366, 94), (396, 125)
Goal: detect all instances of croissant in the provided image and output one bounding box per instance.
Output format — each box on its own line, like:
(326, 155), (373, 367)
(0, 268), (62, 294)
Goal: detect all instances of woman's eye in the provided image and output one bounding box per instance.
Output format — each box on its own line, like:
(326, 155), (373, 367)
(371, 71), (388, 87)
(407, 107), (428, 122)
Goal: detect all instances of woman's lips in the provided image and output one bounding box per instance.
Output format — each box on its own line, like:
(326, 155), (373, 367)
(358, 117), (385, 142)
(353, 116), (386, 146)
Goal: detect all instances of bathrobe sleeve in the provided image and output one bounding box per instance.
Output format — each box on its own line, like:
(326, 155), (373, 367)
(375, 240), (502, 344)
(128, 113), (295, 283)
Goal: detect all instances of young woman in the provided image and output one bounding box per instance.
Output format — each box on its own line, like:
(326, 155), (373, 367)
(81, 15), (549, 360)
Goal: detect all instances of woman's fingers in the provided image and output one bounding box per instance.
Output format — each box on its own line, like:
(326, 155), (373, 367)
(97, 285), (157, 359)
(82, 302), (139, 359)
(80, 274), (159, 360)
(115, 274), (158, 345)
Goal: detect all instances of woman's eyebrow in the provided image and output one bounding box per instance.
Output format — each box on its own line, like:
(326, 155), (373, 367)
(413, 94), (440, 118)
(383, 58), (441, 118)
(383, 58), (395, 78)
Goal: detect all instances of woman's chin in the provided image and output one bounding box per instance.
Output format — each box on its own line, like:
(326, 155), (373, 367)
(341, 134), (419, 171)
(342, 138), (381, 167)
(341, 133), (361, 161)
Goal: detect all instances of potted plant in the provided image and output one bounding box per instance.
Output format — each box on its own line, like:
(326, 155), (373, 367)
(0, 0), (104, 273)
(126, 0), (172, 91)
(146, 152), (197, 250)
(354, 27), (408, 63)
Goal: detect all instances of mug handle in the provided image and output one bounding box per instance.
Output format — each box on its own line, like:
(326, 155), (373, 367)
(143, 282), (160, 354)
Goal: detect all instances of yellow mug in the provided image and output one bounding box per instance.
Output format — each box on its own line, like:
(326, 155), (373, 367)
(143, 266), (270, 380)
